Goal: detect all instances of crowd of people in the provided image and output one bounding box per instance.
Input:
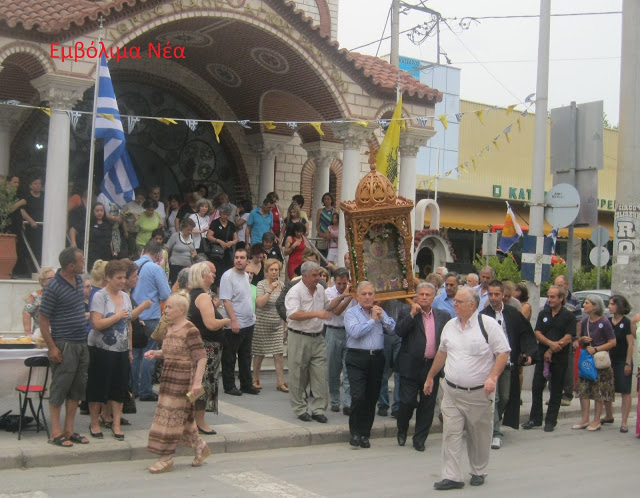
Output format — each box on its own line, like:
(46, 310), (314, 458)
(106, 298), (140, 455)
(18, 184), (639, 485)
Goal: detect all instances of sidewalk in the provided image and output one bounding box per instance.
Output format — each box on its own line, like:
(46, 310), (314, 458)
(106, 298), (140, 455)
(0, 372), (585, 471)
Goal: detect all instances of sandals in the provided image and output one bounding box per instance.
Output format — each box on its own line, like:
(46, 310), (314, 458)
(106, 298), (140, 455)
(276, 383), (289, 393)
(68, 433), (89, 444)
(48, 435), (73, 447)
(192, 441), (212, 467)
(252, 380), (262, 390)
(89, 427), (104, 439)
(99, 415), (112, 429)
(149, 459), (174, 474)
(111, 428), (125, 441)
(620, 426), (629, 433)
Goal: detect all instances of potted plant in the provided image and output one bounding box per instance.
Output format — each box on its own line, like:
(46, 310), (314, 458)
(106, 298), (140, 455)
(0, 179), (21, 278)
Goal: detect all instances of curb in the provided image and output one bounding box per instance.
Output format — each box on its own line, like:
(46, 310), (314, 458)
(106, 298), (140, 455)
(0, 405), (583, 471)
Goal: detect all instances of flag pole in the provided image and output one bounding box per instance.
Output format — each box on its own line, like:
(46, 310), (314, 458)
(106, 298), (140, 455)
(83, 18), (105, 273)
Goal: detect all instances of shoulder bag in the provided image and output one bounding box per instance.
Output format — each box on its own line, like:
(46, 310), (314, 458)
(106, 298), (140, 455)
(202, 223), (229, 261)
(586, 319), (611, 369)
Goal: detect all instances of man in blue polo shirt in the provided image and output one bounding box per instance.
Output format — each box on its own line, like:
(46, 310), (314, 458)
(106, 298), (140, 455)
(433, 272), (458, 319)
(39, 247), (90, 447)
(246, 197), (273, 247)
(131, 240), (171, 401)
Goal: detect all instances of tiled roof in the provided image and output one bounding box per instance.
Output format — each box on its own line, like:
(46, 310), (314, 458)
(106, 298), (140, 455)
(0, 0), (441, 104)
(0, 0), (143, 33)
(345, 52), (440, 101)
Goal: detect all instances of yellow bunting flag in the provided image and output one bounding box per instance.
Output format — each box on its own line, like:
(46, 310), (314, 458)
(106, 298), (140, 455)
(40, 107), (51, 117)
(355, 121), (368, 128)
(438, 114), (448, 130)
(471, 157), (477, 170)
(493, 138), (499, 151)
(101, 113), (116, 122)
(211, 121), (224, 143)
(474, 109), (484, 124)
(263, 121), (276, 130)
(310, 122), (324, 136)
(459, 163), (468, 174)
(156, 118), (177, 125)
(504, 133), (511, 144)
(506, 104), (517, 115)
(517, 117), (522, 132)
(445, 170), (452, 178)
(376, 97), (404, 188)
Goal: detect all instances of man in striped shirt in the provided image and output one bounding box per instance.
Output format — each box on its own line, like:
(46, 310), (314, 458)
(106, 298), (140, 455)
(39, 247), (90, 447)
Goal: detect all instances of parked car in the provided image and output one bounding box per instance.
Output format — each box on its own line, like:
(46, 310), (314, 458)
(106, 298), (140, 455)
(538, 289), (611, 319)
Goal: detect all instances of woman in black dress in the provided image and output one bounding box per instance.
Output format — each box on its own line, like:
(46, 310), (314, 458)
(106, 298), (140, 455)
(205, 203), (237, 287)
(88, 202), (115, 270)
(186, 262), (231, 435)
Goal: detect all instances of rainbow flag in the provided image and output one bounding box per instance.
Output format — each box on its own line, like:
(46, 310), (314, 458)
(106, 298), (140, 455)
(498, 204), (522, 252)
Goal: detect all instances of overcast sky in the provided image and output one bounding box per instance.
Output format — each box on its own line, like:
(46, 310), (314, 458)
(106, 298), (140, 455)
(337, 0), (622, 125)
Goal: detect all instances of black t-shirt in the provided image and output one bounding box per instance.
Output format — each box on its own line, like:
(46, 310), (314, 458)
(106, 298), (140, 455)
(25, 192), (44, 222)
(264, 244), (283, 262)
(609, 316), (633, 363)
(176, 204), (195, 223)
(68, 206), (86, 246)
(534, 307), (577, 361)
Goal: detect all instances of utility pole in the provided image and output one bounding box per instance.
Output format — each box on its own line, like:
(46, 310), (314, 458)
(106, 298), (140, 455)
(612, 0), (640, 311)
(526, 0), (551, 320)
(391, 0), (400, 68)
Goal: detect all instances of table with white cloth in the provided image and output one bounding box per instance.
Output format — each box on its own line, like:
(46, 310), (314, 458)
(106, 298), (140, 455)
(0, 348), (49, 413)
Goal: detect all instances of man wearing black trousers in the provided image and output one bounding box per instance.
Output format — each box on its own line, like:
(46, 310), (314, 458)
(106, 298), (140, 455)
(394, 282), (450, 451)
(343, 281), (396, 449)
(522, 285), (576, 432)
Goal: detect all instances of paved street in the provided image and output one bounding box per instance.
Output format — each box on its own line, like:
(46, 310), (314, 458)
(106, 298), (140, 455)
(0, 417), (637, 498)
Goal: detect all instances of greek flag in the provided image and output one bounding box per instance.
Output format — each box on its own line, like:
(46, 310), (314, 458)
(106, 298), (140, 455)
(95, 55), (138, 207)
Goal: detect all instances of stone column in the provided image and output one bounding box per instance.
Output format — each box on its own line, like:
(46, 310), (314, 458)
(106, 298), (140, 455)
(0, 111), (16, 178)
(399, 127), (435, 261)
(30, 74), (91, 268)
(248, 134), (291, 204)
(301, 141), (342, 237)
(328, 123), (372, 266)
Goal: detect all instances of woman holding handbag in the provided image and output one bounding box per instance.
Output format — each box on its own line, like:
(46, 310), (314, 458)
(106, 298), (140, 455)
(572, 294), (617, 431)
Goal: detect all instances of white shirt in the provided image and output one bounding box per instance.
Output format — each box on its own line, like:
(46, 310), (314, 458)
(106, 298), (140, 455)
(236, 213), (250, 243)
(324, 285), (355, 328)
(285, 280), (330, 333)
(439, 311), (510, 387)
(189, 213), (210, 249)
(155, 201), (166, 223)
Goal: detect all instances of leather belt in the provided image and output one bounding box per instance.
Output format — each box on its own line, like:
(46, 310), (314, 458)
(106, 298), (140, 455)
(347, 348), (383, 356)
(289, 328), (323, 338)
(446, 379), (484, 392)
(325, 325), (346, 330)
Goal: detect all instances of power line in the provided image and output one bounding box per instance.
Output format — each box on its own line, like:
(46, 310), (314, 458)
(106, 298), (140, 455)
(453, 56), (620, 65)
(347, 10), (621, 53)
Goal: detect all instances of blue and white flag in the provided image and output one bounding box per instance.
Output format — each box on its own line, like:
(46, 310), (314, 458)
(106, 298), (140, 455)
(547, 227), (559, 254)
(95, 55), (138, 208)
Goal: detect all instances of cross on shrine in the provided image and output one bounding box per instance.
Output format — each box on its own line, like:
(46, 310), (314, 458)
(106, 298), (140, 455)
(521, 235), (553, 286)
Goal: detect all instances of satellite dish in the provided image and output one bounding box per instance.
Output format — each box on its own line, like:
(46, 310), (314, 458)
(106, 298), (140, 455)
(544, 183), (580, 228)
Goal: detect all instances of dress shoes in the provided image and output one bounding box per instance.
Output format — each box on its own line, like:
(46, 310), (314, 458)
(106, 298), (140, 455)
(470, 475), (485, 486)
(359, 437), (371, 448)
(330, 405), (340, 412)
(224, 387), (242, 396)
(521, 420), (541, 430)
(543, 424), (555, 432)
(600, 417), (614, 424)
(343, 407), (351, 416)
(377, 407), (388, 416)
(298, 412), (312, 422)
(391, 410), (398, 418)
(139, 393), (158, 402)
(241, 386), (260, 395)
(349, 435), (361, 447)
(397, 431), (407, 447)
(434, 479), (464, 491)
(413, 442), (425, 452)
(311, 414), (328, 423)
(198, 426), (217, 435)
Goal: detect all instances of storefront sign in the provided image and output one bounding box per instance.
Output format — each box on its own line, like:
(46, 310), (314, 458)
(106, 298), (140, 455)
(491, 184), (614, 211)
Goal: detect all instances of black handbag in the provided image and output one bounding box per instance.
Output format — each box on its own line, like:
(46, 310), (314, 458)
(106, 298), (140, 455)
(203, 223), (230, 261)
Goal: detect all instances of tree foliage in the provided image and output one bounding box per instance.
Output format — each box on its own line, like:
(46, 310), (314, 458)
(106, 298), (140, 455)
(473, 254), (521, 283)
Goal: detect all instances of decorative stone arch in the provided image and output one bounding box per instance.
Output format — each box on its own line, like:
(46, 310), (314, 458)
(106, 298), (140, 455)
(259, 89), (329, 142)
(0, 42), (55, 75)
(110, 8), (351, 119)
(415, 199), (440, 230)
(413, 229), (455, 275)
(299, 156), (343, 219)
